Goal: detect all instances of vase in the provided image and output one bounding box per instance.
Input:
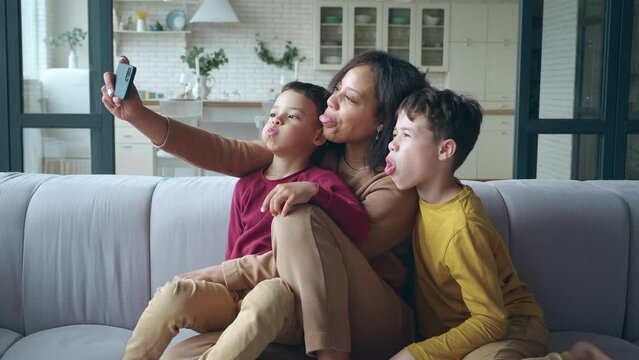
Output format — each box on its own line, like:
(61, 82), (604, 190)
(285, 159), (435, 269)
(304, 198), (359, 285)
(136, 19), (146, 32)
(192, 75), (214, 99)
(68, 50), (77, 68)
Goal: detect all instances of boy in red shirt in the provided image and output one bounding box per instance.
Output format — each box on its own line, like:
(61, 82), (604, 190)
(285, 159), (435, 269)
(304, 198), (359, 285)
(123, 82), (369, 360)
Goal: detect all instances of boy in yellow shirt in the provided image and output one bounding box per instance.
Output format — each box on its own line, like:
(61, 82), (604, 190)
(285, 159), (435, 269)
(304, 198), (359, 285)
(384, 87), (610, 360)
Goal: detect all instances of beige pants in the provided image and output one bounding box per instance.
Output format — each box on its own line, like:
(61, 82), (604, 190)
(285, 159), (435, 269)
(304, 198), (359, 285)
(463, 316), (572, 360)
(270, 205), (415, 358)
(127, 205), (414, 360)
(165, 205), (414, 360)
(123, 278), (300, 360)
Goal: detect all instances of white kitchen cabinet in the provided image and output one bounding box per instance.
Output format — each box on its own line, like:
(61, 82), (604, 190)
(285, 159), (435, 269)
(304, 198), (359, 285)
(447, 1), (518, 109)
(114, 120), (154, 176)
(382, 4), (416, 64)
(487, 2), (518, 43)
(416, 4), (450, 72)
(455, 115), (514, 180)
(348, 3), (383, 59)
(476, 115), (514, 179)
(484, 41), (518, 105)
(315, 1), (450, 72)
(315, 2), (348, 70)
(448, 41), (487, 100)
(455, 146), (478, 180)
(450, 2), (488, 43)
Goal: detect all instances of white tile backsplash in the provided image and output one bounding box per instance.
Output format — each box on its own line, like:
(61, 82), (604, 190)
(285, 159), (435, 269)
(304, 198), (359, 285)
(114, 0), (445, 101)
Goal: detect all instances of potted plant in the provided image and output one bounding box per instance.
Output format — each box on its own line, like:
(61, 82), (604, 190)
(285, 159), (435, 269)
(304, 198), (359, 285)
(180, 46), (229, 99)
(44, 27), (88, 68)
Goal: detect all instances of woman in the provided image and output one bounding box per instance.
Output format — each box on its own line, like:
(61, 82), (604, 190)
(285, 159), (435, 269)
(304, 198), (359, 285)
(102, 51), (429, 360)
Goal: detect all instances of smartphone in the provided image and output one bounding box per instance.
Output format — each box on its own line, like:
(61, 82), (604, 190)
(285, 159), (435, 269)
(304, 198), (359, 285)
(114, 63), (137, 99)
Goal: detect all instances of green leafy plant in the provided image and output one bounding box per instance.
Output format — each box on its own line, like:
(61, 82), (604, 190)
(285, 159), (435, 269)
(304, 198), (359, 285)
(43, 28), (88, 52)
(180, 47), (229, 76)
(254, 34), (306, 70)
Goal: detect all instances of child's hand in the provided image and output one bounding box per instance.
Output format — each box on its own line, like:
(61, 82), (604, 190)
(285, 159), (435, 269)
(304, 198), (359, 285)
(173, 264), (225, 284)
(261, 181), (319, 217)
(389, 349), (415, 360)
(101, 56), (144, 121)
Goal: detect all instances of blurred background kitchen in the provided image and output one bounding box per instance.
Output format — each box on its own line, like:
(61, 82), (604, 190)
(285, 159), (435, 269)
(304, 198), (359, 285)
(7, 0), (639, 180)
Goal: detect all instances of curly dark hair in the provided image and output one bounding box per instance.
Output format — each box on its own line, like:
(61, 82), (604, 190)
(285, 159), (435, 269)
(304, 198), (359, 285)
(328, 51), (429, 173)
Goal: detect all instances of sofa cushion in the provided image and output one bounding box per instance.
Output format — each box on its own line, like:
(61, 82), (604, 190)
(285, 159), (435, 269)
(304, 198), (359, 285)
(1, 325), (130, 360)
(0, 173), (54, 334)
(150, 176), (238, 291)
(22, 175), (162, 334)
(0, 328), (22, 358)
(549, 331), (639, 360)
(589, 181), (639, 343)
(493, 180), (629, 336)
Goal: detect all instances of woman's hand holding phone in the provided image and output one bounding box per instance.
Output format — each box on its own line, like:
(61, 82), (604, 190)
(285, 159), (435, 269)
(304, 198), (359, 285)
(101, 56), (144, 122)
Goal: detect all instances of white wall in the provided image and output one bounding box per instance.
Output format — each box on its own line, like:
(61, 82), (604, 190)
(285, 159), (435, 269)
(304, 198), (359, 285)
(536, 0), (578, 179)
(115, 0), (446, 101)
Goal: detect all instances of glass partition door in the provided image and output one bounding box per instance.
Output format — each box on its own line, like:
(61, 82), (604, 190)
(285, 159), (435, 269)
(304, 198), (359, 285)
(516, 0), (637, 179)
(3, 0), (114, 174)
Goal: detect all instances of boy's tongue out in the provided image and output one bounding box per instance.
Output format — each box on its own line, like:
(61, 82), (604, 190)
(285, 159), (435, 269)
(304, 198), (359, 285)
(384, 156), (395, 175)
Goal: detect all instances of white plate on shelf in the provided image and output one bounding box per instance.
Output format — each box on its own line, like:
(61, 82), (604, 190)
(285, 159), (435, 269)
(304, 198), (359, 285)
(322, 55), (341, 64)
(166, 9), (186, 31)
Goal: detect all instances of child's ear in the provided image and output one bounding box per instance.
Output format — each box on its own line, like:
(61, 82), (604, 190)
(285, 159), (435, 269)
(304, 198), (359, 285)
(312, 127), (327, 147)
(439, 139), (456, 161)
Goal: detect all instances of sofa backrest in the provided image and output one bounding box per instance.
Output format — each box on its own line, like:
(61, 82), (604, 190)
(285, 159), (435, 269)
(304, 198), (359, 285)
(588, 181), (639, 343)
(0, 173), (54, 335)
(19, 175), (161, 334)
(1, 173), (637, 344)
(149, 176), (237, 292)
(469, 180), (632, 341)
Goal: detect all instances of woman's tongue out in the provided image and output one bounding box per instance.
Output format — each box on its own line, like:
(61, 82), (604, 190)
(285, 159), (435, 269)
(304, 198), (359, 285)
(319, 114), (337, 128)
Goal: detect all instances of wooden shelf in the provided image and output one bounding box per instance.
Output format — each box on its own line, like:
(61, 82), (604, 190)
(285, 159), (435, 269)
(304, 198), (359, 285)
(142, 100), (263, 108)
(115, 0), (197, 3)
(114, 30), (191, 34)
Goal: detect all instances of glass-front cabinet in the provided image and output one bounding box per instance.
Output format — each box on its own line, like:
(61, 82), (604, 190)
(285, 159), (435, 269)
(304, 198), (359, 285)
(315, 1), (449, 72)
(416, 4), (450, 72)
(383, 5), (414, 63)
(349, 4), (382, 58)
(315, 3), (347, 69)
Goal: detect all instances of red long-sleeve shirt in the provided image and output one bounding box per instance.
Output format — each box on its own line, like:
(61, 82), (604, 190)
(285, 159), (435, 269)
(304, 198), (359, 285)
(225, 166), (369, 260)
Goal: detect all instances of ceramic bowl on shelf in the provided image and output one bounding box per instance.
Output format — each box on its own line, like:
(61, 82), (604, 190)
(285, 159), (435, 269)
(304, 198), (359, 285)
(165, 9), (186, 31)
(322, 55), (341, 64)
(390, 17), (409, 25)
(423, 14), (441, 26)
(355, 14), (372, 24)
(323, 15), (342, 24)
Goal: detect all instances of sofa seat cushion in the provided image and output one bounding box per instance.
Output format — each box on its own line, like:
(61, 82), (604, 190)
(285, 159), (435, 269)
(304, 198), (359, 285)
(549, 331), (639, 360)
(0, 328), (22, 357)
(1, 324), (131, 360)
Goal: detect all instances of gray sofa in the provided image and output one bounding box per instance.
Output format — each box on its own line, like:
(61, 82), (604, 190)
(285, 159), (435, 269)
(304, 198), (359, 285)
(0, 172), (638, 359)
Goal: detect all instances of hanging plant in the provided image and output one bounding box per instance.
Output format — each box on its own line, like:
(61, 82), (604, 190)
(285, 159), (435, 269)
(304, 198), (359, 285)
(254, 34), (306, 70)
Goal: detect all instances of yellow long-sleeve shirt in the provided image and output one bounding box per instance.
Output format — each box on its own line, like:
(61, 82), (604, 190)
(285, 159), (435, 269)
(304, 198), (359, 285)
(407, 185), (544, 360)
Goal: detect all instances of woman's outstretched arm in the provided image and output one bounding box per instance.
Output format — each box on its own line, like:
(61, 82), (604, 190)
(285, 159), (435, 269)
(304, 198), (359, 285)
(102, 56), (273, 177)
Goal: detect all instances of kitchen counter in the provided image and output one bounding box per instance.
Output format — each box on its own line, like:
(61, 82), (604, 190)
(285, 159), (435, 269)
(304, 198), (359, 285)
(143, 100), (263, 108)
